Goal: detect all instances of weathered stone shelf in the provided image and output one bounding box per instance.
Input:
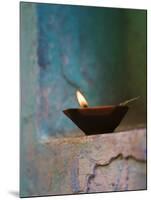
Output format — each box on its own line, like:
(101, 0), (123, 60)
(20, 128), (146, 197)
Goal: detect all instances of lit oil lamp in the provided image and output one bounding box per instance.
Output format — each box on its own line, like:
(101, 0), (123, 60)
(63, 90), (139, 135)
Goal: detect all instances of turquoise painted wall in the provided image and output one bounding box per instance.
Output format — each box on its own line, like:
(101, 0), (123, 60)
(21, 3), (146, 139)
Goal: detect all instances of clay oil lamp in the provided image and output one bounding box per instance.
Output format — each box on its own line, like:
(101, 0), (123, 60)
(63, 91), (139, 135)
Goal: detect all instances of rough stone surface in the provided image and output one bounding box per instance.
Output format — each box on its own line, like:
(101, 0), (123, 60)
(20, 128), (146, 197)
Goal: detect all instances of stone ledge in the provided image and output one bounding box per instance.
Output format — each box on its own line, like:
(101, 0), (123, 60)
(20, 128), (146, 197)
(43, 128), (146, 161)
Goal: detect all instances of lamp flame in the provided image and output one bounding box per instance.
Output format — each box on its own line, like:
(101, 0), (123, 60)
(76, 90), (88, 108)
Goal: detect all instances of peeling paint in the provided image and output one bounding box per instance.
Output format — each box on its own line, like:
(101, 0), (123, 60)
(86, 156), (146, 193)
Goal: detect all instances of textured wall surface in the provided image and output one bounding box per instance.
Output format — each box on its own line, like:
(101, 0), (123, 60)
(20, 128), (146, 197)
(20, 2), (147, 197)
(20, 3), (146, 139)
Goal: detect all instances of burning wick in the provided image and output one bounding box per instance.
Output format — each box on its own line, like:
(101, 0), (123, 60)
(76, 90), (88, 108)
